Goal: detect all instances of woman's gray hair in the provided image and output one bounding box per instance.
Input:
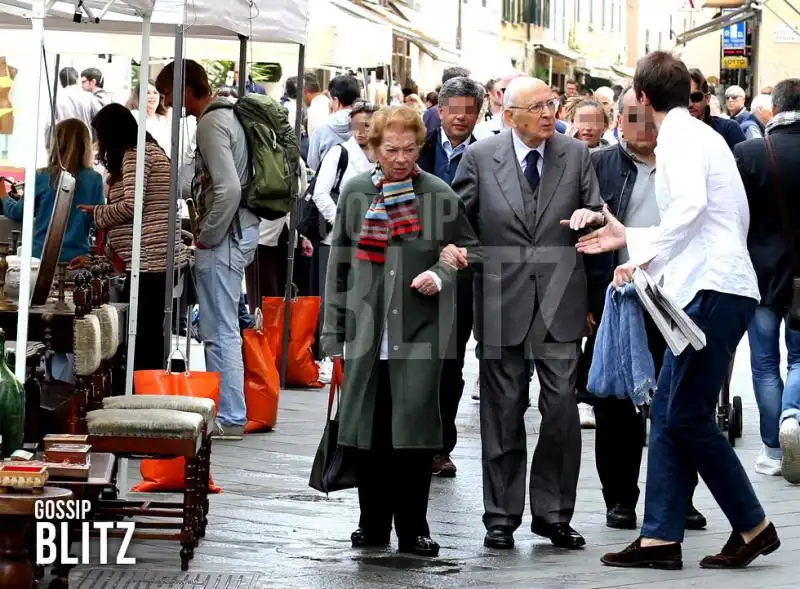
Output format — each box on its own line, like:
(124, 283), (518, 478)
(438, 76), (485, 111)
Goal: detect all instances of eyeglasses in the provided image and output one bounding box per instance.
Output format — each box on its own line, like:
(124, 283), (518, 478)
(507, 97), (560, 116)
(725, 95), (741, 100)
(689, 92), (707, 103)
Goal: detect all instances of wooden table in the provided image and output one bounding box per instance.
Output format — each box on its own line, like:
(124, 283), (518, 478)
(0, 486), (72, 589)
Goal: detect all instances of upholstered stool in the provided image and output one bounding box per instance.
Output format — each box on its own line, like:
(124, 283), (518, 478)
(102, 395), (215, 539)
(86, 408), (203, 570)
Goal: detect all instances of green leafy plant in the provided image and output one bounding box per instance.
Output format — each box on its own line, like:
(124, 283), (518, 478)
(534, 65), (550, 84)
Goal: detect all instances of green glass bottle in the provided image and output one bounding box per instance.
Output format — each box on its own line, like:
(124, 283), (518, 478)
(0, 328), (25, 457)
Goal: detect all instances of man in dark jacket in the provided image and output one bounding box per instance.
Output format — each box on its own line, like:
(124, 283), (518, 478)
(418, 75), (483, 478)
(586, 86), (708, 530)
(735, 78), (800, 485)
(688, 69), (746, 152)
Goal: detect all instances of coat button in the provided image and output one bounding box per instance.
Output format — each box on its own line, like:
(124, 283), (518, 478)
(392, 309), (398, 315)
(389, 270), (395, 276)
(393, 345), (399, 351)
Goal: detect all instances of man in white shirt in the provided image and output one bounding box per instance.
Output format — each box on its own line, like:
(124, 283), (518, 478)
(304, 72), (330, 140)
(578, 50), (779, 571)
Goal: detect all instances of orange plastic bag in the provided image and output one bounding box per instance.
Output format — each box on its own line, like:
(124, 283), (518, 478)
(242, 325), (280, 433)
(261, 295), (323, 388)
(131, 368), (222, 493)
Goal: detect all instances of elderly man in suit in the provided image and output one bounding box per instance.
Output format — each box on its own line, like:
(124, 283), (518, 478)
(452, 76), (603, 550)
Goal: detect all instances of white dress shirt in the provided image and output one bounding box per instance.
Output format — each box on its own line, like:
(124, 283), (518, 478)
(473, 114), (504, 140)
(441, 128), (472, 161)
(625, 107), (759, 309)
(511, 129), (546, 177)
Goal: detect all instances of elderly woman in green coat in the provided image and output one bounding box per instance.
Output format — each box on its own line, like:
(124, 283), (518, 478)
(321, 105), (480, 557)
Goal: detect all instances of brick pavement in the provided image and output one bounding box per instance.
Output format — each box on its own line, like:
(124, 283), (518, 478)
(70, 338), (800, 588)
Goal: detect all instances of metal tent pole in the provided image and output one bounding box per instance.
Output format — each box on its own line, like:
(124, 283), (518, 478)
(279, 44), (305, 388)
(14, 0), (45, 380)
(238, 35), (248, 96)
(162, 25), (185, 367)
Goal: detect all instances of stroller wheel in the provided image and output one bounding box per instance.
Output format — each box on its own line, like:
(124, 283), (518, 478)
(728, 404), (739, 447)
(732, 396), (744, 438)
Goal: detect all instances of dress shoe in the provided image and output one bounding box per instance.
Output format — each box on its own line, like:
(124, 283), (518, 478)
(484, 526), (515, 549)
(700, 522), (780, 569)
(601, 538), (682, 570)
(685, 504), (707, 530)
(432, 454), (457, 478)
(350, 528), (390, 548)
(531, 519), (585, 549)
(606, 505), (637, 530)
(398, 536), (440, 557)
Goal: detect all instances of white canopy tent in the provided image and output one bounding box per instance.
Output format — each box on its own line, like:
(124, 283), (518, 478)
(3, 0), (310, 391)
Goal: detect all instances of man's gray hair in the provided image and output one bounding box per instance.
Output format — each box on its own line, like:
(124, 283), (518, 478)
(617, 84), (633, 115)
(772, 79), (800, 114)
(439, 76), (485, 111)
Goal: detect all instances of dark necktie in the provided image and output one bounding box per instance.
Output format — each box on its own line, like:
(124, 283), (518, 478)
(524, 150), (541, 192)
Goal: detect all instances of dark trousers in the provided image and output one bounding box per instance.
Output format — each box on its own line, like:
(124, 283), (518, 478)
(642, 291), (765, 542)
(481, 332), (581, 530)
(439, 273), (474, 454)
(123, 271), (168, 371)
(352, 362), (433, 541)
(592, 311), (667, 511)
(244, 229), (312, 313)
(310, 243), (330, 361)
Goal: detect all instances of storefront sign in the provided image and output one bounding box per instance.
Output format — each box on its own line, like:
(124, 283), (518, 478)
(721, 56), (748, 70)
(773, 23), (800, 44)
(722, 20), (746, 51)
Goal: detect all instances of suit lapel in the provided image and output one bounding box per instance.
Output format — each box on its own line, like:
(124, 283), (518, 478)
(492, 133), (529, 233)
(535, 135), (566, 232)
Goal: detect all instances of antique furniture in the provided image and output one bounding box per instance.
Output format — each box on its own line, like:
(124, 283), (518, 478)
(0, 485), (72, 589)
(85, 409), (203, 570)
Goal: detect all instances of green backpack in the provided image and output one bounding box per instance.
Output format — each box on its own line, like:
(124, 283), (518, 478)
(207, 94), (300, 220)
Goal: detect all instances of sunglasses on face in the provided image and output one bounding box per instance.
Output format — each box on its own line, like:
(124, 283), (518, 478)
(690, 92), (707, 103)
(726, 95), (740, 100)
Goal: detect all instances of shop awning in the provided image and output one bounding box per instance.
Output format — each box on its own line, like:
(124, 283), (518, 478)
(674, 5), (758, 45)
(533, 40), (579, 62)
(611, 64), (635, 79)
(310, 0), (393, 67)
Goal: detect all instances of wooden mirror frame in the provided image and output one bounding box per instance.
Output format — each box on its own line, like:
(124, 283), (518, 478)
(31, 170), (75, 306)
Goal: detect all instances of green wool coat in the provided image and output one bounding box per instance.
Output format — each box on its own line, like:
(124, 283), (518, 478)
(321, 170), (481, 450)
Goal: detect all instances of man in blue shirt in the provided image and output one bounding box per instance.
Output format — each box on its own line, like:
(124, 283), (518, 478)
(418, 76), (482, 479)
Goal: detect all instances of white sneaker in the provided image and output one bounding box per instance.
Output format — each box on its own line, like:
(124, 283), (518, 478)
(754, 445), (782, 476)
(471, 376), (480, 400)
(779, 418), (800, 484)
(317, 357), (333, 384)
(578, 403), (595, 429)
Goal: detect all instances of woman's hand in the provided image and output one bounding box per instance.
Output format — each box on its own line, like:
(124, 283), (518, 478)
(410, 272), (440, 296)
(300, 237), (313, 257)
(77, 204), (96, 216)
(440, 244), (468, 269)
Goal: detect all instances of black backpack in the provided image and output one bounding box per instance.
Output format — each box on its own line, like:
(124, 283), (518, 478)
(298, 146), (349, 242)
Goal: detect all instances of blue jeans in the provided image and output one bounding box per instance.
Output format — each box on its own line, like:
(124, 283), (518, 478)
(642, 291), (764, 542)
(748, 305), (800, 454)
(195, 226), (258, 426)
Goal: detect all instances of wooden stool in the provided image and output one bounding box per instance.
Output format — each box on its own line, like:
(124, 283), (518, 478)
(86, 408), (203, 571)
(101, 395), (215, 540)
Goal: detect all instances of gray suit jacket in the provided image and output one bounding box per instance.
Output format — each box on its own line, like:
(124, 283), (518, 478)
(452, 129), (602, 347)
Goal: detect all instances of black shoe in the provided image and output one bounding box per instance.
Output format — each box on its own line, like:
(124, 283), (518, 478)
(432, 454), (457, 478)
(699, 523), (780, 569)
(531, 519), (585, 549)
(601, 538), (682, 570)
(351, 528), (390, 548)
(606, 505), (637, 530)
(685, 505), (707, 530)
(398, 536), (440, 557)
(484, 526), (515, 549)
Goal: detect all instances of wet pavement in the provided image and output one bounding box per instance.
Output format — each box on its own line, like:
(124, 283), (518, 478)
(69, 337), (800, 588)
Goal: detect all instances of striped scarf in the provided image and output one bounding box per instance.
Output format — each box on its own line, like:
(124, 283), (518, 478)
(355, 165), (421, 264)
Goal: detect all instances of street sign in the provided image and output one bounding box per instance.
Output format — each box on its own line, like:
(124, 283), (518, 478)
(721, 56), (748, 69)
(722, 20), (746, 50)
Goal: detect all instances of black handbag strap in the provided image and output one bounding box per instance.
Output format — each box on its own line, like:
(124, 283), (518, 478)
(765, 137), (800, 276)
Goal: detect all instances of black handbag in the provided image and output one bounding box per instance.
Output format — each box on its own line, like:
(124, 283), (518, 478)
(765, 137), (800, 329)
(308, 358), (356, 493)
(298, 147), (349, 242)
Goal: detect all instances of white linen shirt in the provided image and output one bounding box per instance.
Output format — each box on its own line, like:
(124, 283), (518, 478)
(625, 107), (760, 309)
(511, 129), (546, 177)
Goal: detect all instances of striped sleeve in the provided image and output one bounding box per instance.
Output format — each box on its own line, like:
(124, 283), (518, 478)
(93, 148), (149, 230)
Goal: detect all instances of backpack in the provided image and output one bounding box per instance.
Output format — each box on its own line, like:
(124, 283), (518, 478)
(205, 94), (300, 220)
(298, 146), (349, 242)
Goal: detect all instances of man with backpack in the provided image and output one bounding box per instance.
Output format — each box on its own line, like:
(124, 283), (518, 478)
(156, 60), (262, 439)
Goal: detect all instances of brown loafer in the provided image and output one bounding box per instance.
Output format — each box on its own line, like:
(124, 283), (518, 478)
(700, 522), (780, 569)
(601, 538), (682, 570)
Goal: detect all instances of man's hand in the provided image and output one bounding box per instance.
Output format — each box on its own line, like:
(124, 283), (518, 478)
(77, 204), (96, 216)
(560, 208), (605, 231)
(300, 237), (313, 257)
(440, 244), (468, 270)
(586, 312), (596, 336)
(613, 262), (638, 287)
(69, 255), (89, 270)
(576, 205), (627, 254)
(411, 272), (441, 296)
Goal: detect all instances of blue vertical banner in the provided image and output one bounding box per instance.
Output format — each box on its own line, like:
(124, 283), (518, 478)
(722, 20), (746, 51)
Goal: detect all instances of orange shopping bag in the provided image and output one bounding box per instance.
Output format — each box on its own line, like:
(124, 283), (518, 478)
(132, 362), (222, 493)
(261, 294), (323, 388)
(243, 310), (281, 433)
